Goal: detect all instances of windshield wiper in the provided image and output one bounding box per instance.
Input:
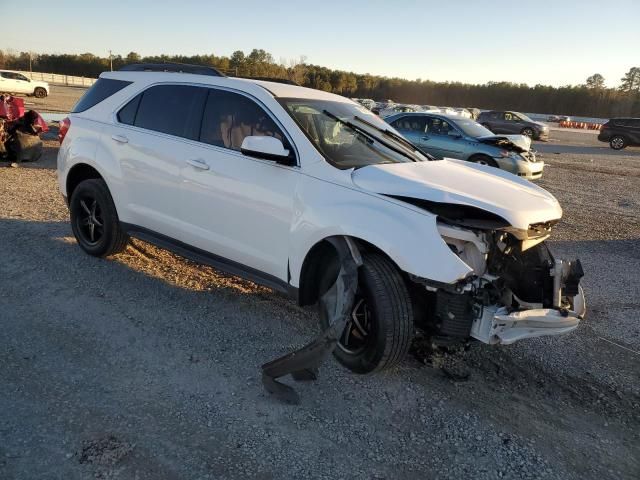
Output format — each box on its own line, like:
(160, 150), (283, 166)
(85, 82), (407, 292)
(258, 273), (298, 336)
(322, 110), (417, 163)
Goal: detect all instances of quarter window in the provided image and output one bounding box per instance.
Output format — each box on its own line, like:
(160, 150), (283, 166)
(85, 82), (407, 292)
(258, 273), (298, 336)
(117, 94), (141, 125)
(133, 85), (208, 140)
(199, 89), (286, 151)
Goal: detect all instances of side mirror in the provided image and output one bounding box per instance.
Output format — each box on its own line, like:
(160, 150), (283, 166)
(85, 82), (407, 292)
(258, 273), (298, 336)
(240, 136), (294, 165)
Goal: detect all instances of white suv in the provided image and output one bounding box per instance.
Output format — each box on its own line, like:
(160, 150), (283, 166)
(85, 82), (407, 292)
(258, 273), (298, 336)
(0, 70), (49, 98)
(57, 64), (585, 373)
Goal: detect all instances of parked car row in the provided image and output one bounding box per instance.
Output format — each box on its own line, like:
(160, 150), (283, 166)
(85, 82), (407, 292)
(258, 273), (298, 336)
(352, 98), (478, 120)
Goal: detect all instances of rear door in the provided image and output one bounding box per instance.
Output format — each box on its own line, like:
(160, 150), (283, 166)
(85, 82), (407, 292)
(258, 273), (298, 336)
(389, 115), (427, 148)
(179, 87), (299, 281)
(103, 84), (207, 238)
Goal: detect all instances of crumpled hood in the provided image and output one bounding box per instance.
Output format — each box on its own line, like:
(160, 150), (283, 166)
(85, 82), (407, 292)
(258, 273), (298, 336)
(477, 134), (531, 152)
(352, 159), (561, 231)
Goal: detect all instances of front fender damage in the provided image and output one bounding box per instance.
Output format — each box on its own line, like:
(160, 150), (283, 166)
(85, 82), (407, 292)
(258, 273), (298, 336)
(261, 236), (361, 404)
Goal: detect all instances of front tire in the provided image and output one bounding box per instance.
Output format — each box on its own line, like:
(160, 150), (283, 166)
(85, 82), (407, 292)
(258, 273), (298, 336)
(610, 135), (626, 150)
(69, 179), (129, 257)
(318, 252), (414, 373)
(521, 127), (534, 138)
(33, 87), (47, 98)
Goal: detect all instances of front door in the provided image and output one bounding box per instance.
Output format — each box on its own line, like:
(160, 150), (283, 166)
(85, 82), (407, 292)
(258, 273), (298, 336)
(420, 117), (465, 159)
(179, 88), (298, 282)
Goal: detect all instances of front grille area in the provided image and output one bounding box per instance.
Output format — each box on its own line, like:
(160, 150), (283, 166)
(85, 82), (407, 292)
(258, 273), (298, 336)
(435, 291), (475, 337)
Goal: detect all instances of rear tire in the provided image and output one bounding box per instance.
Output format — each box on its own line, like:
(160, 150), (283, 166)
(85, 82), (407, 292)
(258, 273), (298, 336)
(33, 87), (47, 98)
(69, 179), (128, 257)
(469, 154), (498, 168)
(318, 252), (414, 374)
(610, 135), (626, 150)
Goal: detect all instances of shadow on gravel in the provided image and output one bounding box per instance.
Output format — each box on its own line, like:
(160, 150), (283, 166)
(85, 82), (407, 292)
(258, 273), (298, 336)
(2, 217), (639, 479)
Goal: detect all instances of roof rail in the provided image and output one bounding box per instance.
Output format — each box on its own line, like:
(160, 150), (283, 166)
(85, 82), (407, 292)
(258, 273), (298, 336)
(236, 76), (300, 86)
(119, 63), (225, 77)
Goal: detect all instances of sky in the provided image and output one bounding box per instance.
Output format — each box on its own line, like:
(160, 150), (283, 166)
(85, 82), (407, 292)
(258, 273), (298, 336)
(3, 0), (639, 88)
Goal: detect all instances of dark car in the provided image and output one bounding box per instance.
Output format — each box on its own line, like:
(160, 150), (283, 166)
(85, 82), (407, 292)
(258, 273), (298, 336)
(477, 111), (549, 141)
(598, 118), (640, 150)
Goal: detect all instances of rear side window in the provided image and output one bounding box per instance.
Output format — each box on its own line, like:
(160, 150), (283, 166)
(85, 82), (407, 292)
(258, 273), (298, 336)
(72, 78), (132, 113)
(133, 85), (208, 140)
(391, 116), (426, 132)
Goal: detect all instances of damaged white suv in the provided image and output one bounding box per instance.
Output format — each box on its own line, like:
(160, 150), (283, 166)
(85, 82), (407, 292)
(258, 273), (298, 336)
(57, 64), (585, 374)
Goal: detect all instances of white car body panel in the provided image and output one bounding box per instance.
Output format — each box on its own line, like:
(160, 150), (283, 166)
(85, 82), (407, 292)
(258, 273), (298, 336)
(351, 159), (562, 231)
(57, 69), (584, 349)
(0, 70), (49, 95)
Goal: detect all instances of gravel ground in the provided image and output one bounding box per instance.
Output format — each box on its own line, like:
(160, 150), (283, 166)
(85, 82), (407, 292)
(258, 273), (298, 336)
(0, 130), (638, 480)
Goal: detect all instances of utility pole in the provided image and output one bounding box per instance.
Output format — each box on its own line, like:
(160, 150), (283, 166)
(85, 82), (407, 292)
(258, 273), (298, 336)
(109, 50), (113, 71)
(29, 52), (33, 76)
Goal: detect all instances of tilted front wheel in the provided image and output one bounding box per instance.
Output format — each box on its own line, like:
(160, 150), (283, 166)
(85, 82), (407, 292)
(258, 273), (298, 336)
(69, 179), (129, 257)
(318, 252), (414, 373)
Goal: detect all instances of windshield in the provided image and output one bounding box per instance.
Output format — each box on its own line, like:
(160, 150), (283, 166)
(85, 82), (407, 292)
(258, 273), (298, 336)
(279, 98), (426, 169)
(454, 118), (494, 138)
(514, 112), (534, 122)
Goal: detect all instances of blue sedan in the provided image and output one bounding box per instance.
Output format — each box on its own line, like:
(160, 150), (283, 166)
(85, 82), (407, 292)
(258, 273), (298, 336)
(385, 112), (544, 179)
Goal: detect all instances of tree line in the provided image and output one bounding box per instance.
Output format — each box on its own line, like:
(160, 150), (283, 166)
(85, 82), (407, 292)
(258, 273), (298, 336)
(1, 49), (639, 118)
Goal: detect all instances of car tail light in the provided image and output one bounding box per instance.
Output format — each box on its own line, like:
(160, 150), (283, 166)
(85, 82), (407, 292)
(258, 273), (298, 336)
(58, 117), (71, 144)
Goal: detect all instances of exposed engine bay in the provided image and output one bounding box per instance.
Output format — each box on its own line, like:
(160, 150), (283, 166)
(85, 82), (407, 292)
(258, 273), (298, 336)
(413, 220), (585, 346)
(478, 134), (531, 153)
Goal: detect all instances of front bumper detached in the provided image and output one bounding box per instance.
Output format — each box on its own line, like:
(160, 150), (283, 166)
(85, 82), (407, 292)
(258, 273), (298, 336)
(471, 286), (586, 345)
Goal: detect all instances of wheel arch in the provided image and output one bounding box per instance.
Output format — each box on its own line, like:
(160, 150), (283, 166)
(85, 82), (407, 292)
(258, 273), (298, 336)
(297, 235), (395, 307)
(66, 163), (104, 200)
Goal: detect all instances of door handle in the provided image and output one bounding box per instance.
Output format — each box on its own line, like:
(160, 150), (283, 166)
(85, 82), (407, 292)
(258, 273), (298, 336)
(421, 135), (430, 140)
(186, 158), (210, 170)
(111, 134), (128, 143)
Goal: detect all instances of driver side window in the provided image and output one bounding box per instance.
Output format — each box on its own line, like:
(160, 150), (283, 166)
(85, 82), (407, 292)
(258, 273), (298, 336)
(504, 112), (516, 121)
(200, 89), (285, 151)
